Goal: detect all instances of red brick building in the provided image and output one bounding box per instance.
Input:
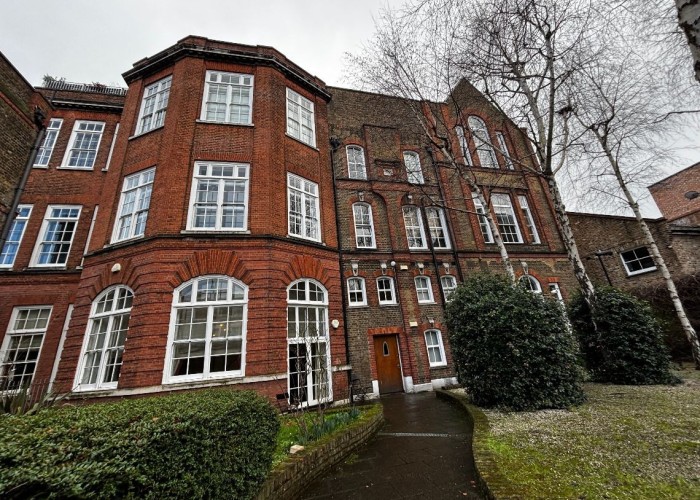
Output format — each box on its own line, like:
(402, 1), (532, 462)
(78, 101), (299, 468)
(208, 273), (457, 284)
(0, 37), (576, 403)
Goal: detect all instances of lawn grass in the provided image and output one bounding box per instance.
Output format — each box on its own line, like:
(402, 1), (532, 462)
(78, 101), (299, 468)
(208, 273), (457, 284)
(482, 364), (700, 499)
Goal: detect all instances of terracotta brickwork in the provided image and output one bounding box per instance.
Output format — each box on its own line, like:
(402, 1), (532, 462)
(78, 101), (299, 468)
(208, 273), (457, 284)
(649, 163), (700, 224)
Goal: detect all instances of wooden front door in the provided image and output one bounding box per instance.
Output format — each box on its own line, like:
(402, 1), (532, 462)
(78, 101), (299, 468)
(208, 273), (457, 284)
(373, 335), (403, 394)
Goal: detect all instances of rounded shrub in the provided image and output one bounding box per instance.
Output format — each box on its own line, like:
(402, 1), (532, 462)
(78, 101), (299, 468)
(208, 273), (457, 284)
(445, 273), (585, 411)
(0, 389), (279, 499)
(569, 286), (680, 385)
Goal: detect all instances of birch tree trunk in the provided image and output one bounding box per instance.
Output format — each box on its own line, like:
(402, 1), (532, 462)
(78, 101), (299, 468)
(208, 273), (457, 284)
(676, 0), (700, 83)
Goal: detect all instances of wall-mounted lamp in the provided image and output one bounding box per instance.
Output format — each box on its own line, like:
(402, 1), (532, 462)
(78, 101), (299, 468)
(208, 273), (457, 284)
(380, 261), (388, 275)
(351, 261), (359, 276)
(417, 262), (425, 274)
(390, 260), (396, 268)
(442, 262), (451, 275)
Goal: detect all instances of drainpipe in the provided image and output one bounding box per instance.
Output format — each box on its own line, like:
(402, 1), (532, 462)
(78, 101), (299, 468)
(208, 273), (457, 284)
(0, 108), (46, 252)
(329, 135), (353, 401)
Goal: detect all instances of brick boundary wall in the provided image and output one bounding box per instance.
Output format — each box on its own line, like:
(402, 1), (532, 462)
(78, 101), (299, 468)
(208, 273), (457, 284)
(255, 408), (385, 500)
(436, 389), (522, 500)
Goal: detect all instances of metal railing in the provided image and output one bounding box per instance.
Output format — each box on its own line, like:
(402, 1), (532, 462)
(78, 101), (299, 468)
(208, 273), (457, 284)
(42, 79), (127, 96)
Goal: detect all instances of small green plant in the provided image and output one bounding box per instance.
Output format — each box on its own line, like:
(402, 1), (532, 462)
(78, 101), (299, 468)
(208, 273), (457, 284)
(446, 273), (585, 410)
(0, 377), (63, 415)
(569, 286), (680, 384)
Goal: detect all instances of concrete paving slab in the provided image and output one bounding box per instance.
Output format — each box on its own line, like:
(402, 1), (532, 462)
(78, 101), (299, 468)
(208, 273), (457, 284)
(301, 392), (483, 499)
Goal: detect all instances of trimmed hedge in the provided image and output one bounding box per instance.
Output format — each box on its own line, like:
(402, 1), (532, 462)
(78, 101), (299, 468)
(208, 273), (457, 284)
(569, 286), (680, 385)
(0, 389), (279, 499)
(446, 273), (585, 410)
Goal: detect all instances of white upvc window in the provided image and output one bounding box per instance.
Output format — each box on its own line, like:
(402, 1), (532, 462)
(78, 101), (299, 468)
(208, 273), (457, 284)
(520, 275), (542, 293)
(403, 206), (427, 249)
(347, 277), (367, 306)
(549, 282), (564, 302)
(137, 76), (172, 134)
(188, 162), (250, 231)
(31, 205), (81, 267)
(467, 116), (497, 168)
(353, 203), (376, 248)
(62, 121), (105, 169)
(518, 195), (540, 244)
(165, 276), (248, 383)
(112, 168), (155, 242)
(347, 145), (367, 180)
(455, 126), (473, 166)
(426, 207), (451, 249)
(288, 173), (320, 242)
(0, 205), (32, 268)
(491, 194), (523, 243)
(403, 151), (424, 184)
(286, 88), (316, 147)
(287, 279), (331, 406)
(440, 275), (458, 301)
(415, 276), (434, 303)
(496, 132), (515, 170)
(472, 195), (494, 243)
(34, 119), (63, 167)
(424, 329), (447, 367)
(377, 277), (397, 305)
(74, 286), (133, 391)
(201, 71), (253, 125)
(620, 247), (657, 276)
(0, 306), (51, 390)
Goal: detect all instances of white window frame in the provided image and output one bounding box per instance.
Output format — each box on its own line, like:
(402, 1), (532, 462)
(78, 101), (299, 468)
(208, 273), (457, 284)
(347, 277), (367, 306)
(287, 279), (332, 406)
(496, 132), (515, 170)
(467, 116), (498, 168)
(30, 205), (81, 268)
(549, 282), (564, 302)
(415, 276), (434, 303)
(112, 168), (155, 243)
(403, 206), (427, 250)
(187, 162), (250, 232)
(164, 276), (248, 384)
(472, 195), (494, 244)
(61, 120), (105, 169)
(0, 306), (51, 390)
(352, 203), (376, 249)
(377, 277), (397, 305)
(200, 71), (254, 125)
(520, 275), (542, 293)
(287, 173), (320, 242)
(517, 195), (541, 244)
(426, 207), (451, 249)
(136, 76), (172, 135)
(620, 247), (657, 276)
(491, 194), (523, 243)
(74, 286), (133, 392)
(424, 329), (447, 367)
(286, 88), (316, 147)
(403, 151), (424, 184)
(347, 145), (367, 180)
(455, 126), (473, 166)
(440, 275), (458, 301)
(0, 205), (32, 268)
(34, 119), (63, 167)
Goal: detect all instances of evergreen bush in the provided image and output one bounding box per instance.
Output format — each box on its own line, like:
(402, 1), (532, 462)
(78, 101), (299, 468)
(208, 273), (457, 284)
(445, 273), (585, 411)
(569, 286), (680, 384)
(0, 389), (279, 499)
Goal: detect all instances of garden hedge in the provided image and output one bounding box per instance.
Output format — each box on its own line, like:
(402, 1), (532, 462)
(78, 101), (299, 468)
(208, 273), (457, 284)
(0, 389), (279, 499)
(446, 273), (585, 410)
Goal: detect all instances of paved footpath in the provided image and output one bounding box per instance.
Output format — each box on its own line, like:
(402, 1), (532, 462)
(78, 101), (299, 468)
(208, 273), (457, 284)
(301, 392), (483, 499)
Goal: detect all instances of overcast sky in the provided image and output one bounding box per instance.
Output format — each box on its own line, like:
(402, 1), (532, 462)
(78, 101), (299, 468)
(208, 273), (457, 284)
(1, 0), (697, 217)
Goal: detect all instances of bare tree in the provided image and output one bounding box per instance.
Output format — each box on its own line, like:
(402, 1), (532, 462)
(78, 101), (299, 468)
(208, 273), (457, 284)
(568, 41), (700, 367)
(675, 0), (700, 82)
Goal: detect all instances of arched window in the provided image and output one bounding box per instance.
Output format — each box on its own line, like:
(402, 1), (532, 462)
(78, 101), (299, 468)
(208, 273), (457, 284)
(467, 116), (498, 168)
(519, 275), (542, 294)
(440, 275), (457, 301)
(347, 145), (367, 180)
(164, 276), (247, 383)
(403, 151), (424, 184)
(75, 286), (133, 391)
(415, 276), (434, 303)
(287, 279), (332, 406)
(424, 329), (447, 367)
(352, 203), (376, 248)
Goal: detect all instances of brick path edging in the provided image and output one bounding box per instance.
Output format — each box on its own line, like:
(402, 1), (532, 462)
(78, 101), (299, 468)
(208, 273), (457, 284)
(255, 408), (385, 500)
(436, 390), (521, 500)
